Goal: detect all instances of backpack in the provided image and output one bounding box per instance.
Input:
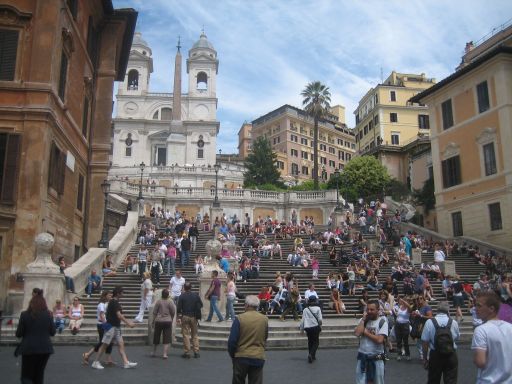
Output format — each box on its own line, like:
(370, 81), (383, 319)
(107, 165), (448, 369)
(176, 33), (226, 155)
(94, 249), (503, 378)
(432, 318), (455, 354)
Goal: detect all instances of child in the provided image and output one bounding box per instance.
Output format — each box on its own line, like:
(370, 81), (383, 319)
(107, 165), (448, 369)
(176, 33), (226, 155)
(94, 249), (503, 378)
(311, 256), (319, 279)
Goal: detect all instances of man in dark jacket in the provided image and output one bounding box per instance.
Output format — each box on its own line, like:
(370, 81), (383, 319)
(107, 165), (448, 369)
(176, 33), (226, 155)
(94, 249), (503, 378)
(177, 282), (203, 358)
(228, 295), (268, 384)
(180, 234), (192, 266)
(188, 224), (199, 252)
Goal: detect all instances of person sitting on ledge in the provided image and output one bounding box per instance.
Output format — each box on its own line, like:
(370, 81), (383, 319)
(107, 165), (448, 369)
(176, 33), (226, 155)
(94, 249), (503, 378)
(85, 269), (102, 298)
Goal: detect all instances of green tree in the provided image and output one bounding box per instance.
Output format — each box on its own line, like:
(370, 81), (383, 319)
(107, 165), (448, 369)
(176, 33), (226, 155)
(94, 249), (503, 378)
(301, 81), (331, 190)
(243, 136), (282, 187)
(341, 156), (390, 199)
(414, 177), (436, 214)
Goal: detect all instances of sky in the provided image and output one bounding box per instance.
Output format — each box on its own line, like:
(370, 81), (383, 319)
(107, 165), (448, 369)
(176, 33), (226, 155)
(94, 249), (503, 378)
(113, 0), (511, 153)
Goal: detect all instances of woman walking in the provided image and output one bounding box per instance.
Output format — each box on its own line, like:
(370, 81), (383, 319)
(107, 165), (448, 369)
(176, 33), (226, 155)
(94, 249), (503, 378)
(394, 296), (412, 360)
(300, 296), (323, 363)
(15, 289), (56, 384)
(152, 288), (176, 359)
(135, 271), (154, 323)
(82, 291), (114, 366)
(225, 273), (237, 321)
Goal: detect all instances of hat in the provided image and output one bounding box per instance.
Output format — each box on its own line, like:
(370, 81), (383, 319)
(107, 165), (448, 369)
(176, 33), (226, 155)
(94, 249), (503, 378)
(308, 296), (318, 304)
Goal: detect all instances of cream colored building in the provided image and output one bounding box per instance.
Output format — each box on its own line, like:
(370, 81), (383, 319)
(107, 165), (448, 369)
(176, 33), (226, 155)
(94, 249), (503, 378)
(412, 28), (512, 249)
(353, 72), (435, 184)
(250, 104), (356, 184)
(237, 122), (252, 159)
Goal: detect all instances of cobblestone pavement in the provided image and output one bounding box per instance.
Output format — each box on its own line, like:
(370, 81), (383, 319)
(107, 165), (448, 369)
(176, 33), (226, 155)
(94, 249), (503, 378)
(0, 345), (477, 383)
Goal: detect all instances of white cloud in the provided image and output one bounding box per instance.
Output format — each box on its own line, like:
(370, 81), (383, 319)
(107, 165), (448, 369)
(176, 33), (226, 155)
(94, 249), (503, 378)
(114, 0), (512, 152)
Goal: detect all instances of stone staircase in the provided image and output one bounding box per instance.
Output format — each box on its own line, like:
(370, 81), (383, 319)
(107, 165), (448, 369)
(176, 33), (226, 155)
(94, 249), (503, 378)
(0, 221), (486, 349)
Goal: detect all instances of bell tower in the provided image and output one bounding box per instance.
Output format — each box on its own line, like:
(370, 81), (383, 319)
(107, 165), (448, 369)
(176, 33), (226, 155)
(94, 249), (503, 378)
(118, 32), (153, 96)
(187, 32), (219, 101)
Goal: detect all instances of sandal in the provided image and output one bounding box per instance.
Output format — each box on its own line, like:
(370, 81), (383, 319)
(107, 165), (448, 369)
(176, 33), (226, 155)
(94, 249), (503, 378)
(162, 355), (168, 359)
(82, 353), (89, 365)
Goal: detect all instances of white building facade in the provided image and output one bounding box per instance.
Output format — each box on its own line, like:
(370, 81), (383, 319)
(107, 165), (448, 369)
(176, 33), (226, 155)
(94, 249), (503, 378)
(111, 32), (223, 181)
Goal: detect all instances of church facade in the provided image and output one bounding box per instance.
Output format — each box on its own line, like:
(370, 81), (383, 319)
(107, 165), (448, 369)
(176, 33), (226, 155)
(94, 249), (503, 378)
(111, 32), (224, 182)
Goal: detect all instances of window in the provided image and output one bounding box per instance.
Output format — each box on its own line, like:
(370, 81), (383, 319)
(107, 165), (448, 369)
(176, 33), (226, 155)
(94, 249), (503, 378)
(127, 69), (139, 90)
(374, 94), (378, 104)
(66, 0), (78, 19)
(0, 29), (19, 81)
(320, 144), (327, 151)
(301, 151), (308, 159)
(76, 173), (84, 211)
(328, 147), (335, 154)
(390, 90), (396, 102)
(477, 81), (490, 113)
(355, 115), (360, 124)
(273, 136), (280, 145)
(483, 142), (497, 176)
(291, 163), (299, 175)
(442, 155), (461, 188)
(86, 17), (99, 70)
(197, 71), (208, 90)
(441, 99), (454, 129)
(451, 212), (463, 237)
(152, 110), (159, 119)
(301, 166), (309, 175)
(390, 113), (398, 123)
(368, 121), (373, 131)
(320, 157), (327, 165)
(329, 160), (336, 167)
(363, 125), (368, 135)
(161, 107), (172, 120)
(488, 203), (502, 231)
(125, 147), (132, 156)
(276, 161), (284, 170)
(290, 134), (298, 142)
(374, 115), (379, 125)
(291, 149), (298, 157)
(0, 133), (21, 203)
(346, 154), (352, 161)
(197, 149), (204, 159)
(48, 142), (66, 194)
(391, 132), (400, 145)
(81, 96), (89, 137)
(339, 151), (345, 161)
(58, 50), (69, 101)
(301, 138), (308, 145)
(337, 139), (342, 145)
(74, 245), (81, 262)
(418, 114), (430, 129)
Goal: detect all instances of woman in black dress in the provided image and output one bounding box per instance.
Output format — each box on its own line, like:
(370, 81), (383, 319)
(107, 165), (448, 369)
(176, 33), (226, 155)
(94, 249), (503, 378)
(16, 289), (56, 384)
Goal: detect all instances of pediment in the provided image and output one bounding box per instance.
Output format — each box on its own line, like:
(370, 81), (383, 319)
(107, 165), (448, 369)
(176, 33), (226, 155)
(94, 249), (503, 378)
(148, 130), (169, 140)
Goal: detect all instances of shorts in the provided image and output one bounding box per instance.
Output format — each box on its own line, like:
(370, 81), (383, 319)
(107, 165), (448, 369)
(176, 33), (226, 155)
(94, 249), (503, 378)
(153, 321), (172, 345)
(102, 326), (123, 345)
(453, 295), (464, 307)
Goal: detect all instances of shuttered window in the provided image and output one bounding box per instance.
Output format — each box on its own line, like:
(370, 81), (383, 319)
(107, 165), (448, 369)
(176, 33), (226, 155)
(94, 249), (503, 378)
(82, 96), (89, 137)
(76, 173), (84, 211)
(0, 29), (19, 81)
(0, 133), (21, 204)
(48, 142), (66, 195)
(58, 52), (68, 101)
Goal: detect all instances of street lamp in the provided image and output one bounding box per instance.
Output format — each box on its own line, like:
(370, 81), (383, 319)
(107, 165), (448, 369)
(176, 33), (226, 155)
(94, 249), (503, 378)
(334, 168), (341, 212)
(213, 161), (220, 207)
(138, 161), (145, 200)
(98, 179), (111, 248)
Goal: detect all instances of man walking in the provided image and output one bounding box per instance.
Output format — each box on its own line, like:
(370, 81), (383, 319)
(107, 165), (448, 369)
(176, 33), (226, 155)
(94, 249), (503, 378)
(354, 299), (388, 384)
(180, 234), (192, 267)
(189, 223), (199, 252)
(472, 291), (512, 383)
(228, 295), (268, 384)
(177, 282), (203, 359)
(205, 270), (224, 322)
(92, 286), (137, 370)
(169, 269), (186, 304)
(421, 301), (459, 384)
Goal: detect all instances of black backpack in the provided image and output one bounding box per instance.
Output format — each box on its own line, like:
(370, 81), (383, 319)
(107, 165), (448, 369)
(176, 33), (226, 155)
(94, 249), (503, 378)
(432, 318), (455, 354)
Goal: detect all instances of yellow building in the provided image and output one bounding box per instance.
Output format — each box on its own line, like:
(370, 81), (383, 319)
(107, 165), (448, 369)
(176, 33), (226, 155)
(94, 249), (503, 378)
(353, 72), (436, 184)
(237, 122), (252, 159)
(250, 104), (356, 184)
(411, 28), (512, 249)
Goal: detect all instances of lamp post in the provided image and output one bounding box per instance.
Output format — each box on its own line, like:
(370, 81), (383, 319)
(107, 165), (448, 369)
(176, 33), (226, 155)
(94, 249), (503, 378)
(334, 168), (341, 212)
(98, 179), (111, 248)
(138, 161), (145, 200)
(213, 161), (220, 207)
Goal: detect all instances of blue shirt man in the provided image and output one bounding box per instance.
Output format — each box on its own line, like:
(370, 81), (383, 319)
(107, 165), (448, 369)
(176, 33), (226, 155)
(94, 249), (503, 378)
(86, 270), (102, 297)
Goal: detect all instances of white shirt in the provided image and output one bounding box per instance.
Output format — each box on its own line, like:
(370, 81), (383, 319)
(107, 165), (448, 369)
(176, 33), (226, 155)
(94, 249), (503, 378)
(300, 305), (322, 330)
(434, 250), (446, 263)
(472, 319), (512, 384)
(169, 276), (185, 298)
(304, 289), (318, 300)
(358, 317), (388, 355)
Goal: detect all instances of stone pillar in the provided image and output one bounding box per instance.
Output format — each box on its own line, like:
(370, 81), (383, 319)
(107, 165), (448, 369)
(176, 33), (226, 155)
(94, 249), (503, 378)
(333, 210), (345, 229)
(22, 233), (65, 311)
(210, 206), (223, 236)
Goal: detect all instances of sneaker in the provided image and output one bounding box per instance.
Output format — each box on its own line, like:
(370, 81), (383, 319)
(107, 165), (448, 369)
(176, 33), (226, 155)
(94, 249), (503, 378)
(405, 356), (411, 361)
(123, 362), (137, 369)
(194, 352), (200, 358)
(397, 355), (402, 361)
(181, 353), (191, 359)
(92, 361), (104, 370)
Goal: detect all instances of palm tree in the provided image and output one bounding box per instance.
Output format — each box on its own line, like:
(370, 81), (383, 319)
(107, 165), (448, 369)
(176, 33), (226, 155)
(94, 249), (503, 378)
(301, 81), (331, 189)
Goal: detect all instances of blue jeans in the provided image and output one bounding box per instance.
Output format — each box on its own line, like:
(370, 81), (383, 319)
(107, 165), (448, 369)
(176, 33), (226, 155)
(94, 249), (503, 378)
(355, 359), (385, 384)
(164, 258), (175, 275)
(54, 318), (65, 334)
(181, 250), (190, 266)
(65, 276), (75, 292)
(206, 295), (223, 321)
(226, 296), (236, 320)
(86, 281), (101, 295)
